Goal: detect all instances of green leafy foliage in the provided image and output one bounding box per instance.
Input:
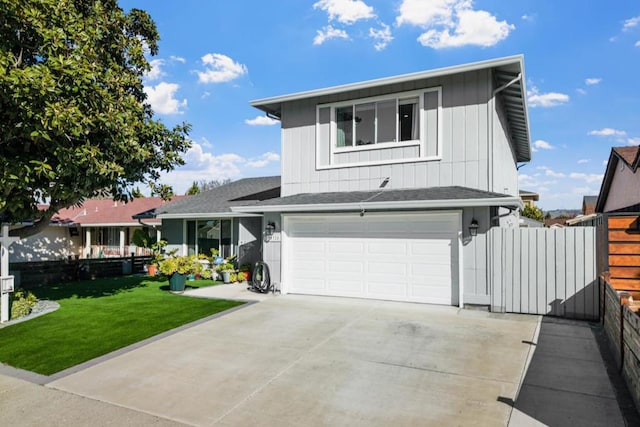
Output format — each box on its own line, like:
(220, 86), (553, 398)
(10, 288), (37, 319)
(520, 204), (544, 222)
(158, 255), (203, 276)
(0, 0), (191, 228)
(186, 181), (200, 195)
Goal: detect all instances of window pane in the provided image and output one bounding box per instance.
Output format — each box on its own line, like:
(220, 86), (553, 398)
(186, 220), (196, 255)
(377, 99), (396, 143)
(197, 220), (219, 256)
(220, 219), (232, 258)
(336, 106), (353, 147)
(354, 103), (375, 146)
(399, 97), (419, 141)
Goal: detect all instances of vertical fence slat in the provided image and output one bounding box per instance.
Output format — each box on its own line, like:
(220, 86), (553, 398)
(536, 229), (547, 314)
(512, 229), (521, 313)
(575, 229), (586, 320)
(584, 227), (597, 319)
(554, 229), (566, 317)
(546, 229), (556, 315)
(565, 229), (576, 318)
(521, 229), (529, 313)
(505, 229), (514, 312)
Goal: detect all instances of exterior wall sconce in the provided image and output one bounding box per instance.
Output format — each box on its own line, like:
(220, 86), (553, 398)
(265, 221), (276, 236)
(469, 219), (479, 237)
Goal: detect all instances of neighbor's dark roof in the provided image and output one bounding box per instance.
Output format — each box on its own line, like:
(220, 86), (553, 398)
(613, 146), (640, 170)
(152, 176), (281, 216)
(242, 186), (516, 208)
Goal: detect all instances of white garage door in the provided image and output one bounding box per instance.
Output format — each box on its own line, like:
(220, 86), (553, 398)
(283, 212), (460, 305)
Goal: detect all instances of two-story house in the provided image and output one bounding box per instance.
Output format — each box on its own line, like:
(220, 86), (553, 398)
(231, 55), (531, 308)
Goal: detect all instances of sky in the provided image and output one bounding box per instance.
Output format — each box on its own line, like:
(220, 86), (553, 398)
(120, 0), (640, 211)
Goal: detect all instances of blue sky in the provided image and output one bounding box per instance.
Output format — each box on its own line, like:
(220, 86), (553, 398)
(120, 0), (640, 210)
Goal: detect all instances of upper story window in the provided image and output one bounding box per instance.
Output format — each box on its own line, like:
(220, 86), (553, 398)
(316, 87), (441, 169)
(333, 96), (420, 148)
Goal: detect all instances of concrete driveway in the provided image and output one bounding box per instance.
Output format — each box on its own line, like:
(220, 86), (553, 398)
(45, 295), (541, 426)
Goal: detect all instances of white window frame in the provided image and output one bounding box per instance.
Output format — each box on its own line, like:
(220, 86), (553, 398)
(315, 87), (442, 170)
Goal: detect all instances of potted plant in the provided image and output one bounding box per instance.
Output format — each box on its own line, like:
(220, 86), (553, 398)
(238, 264), (252, 282)
(217, 262), (235, 284)
(131, 229), (166, 276)
(158, 255), (203, 292)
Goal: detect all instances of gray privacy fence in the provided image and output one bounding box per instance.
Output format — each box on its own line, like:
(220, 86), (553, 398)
(490, 227), (598, 320)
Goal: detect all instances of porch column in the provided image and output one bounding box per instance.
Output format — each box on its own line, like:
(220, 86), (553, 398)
(1, 225), (19, 323)
(119, 228), (125, 256)
(85, 228), (91, 258)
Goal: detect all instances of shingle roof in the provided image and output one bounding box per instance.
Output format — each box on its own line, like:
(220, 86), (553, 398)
(51, 197), (187, 226)
(156, 176), (281, 216)
(613, 146), (640, 170)
(232, 186), (520, 213)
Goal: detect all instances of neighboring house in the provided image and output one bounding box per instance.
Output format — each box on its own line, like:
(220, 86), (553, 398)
(228, 55), (530, 308)
(519, 190), (539, 208)
(544, 218), (567, 228)
(595, 146), (640, 291)
(9, 197), (183, 262)
(596, 146), (640, 213)
(519, 216), (544, 228)
(566, 195), (599, 227)
(154, 177), (281, 267)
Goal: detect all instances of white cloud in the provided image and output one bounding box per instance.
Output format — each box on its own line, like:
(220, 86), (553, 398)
(246, 152), (281, 168)
(570, 172), (604, 184)
(585, 78), (602, 86)
(144, 59), (165, 81)
(160, 142), (281, 194)
(627, 137), (640, 145)
(369, 23), (393, 50)
(577, 159), (590, 164)
(143, 82), (187, 115)
(576, 88), (587, 95)
(533, 140), (554, 151)
(313, 0), (375, 24)
(623, 16), (640, 31)
(588, 128), (627, 137)
(521, 14), (535, 22)
(636, 40), (640, 47)
(170, 55), (186, 63)
(536, 166), (565, 178)
(201, 91), (211, 99)
(245, 115), (279, 126)
(197, 53), (248, 84)
(314, 25), (350, 45)
(527, 85), (569, 108)
(396, 0), (514, 49)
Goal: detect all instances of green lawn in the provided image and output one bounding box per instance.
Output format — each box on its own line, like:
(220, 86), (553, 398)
(0, 276), (243, 375)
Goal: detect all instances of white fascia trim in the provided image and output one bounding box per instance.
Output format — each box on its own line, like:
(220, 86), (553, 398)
(317, 155), (442, 171)
(157, 212), (263, 220)
(251, 55), (523, 108)
(232, 197), (523, 213)
(78, 222), (144, 227)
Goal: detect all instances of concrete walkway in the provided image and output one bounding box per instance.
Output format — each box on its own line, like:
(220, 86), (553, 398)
(0, 293), (633, 426)
(182, 281), (277, 302)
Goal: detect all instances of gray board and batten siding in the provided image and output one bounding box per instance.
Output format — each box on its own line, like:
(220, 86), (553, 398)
(490, 227), (598, 320)
(279, 68), (518, 199)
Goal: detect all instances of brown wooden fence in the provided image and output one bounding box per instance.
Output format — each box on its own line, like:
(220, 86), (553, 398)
(597, 213), (640, 293)
(9, 255), (152, 289)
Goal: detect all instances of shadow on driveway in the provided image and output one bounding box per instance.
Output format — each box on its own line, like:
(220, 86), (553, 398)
(504, 316), (640, 426)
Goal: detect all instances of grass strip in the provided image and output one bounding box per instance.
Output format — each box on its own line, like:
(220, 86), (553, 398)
(0, 276), (243, 375)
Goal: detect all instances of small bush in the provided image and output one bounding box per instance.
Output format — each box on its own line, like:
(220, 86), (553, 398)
(229, 273), (238, 283)
(11, 288), (38, 319)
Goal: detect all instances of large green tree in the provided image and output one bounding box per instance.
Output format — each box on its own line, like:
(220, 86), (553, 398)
(0, 0), (191, 236)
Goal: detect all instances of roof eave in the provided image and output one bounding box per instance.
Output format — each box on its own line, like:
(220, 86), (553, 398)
(157, 212), (264, 219)
(251, 55), (525, 114)
(231, 196), (523, 213)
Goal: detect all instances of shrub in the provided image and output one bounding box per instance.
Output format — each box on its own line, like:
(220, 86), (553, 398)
(11, 288), (38, 319)
(229, 273), (238, 283)
(237, 271), (248, 282)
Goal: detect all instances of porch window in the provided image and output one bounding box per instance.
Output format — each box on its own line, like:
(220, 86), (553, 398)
(186, 219), (233, 257)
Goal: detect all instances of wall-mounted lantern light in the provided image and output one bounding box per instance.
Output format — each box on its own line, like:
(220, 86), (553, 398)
(265, 221), (276, 236)
(469, 218), (479, 237)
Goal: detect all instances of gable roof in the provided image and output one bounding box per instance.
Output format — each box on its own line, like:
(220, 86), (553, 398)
(596, 145), (640, 213)
(155, 176), (281, 218)
(232, 186), (522, 213)
(51, 197), (187, 227)
(519, 189), (539, 201)
(251, 55), (531, 163)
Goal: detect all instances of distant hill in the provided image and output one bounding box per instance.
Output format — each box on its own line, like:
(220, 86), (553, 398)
(544, 209), (581, 219)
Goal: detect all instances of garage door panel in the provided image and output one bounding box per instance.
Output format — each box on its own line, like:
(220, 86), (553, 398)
(328, 241), (364, 255)
(328, 261), (364, 274)
(286, 213), (459, 306)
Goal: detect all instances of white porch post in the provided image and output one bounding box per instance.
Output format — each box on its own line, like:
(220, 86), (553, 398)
(119, 228), (125, 256)
(85, 228), (91, 258)
(1, 225), (19, 323)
